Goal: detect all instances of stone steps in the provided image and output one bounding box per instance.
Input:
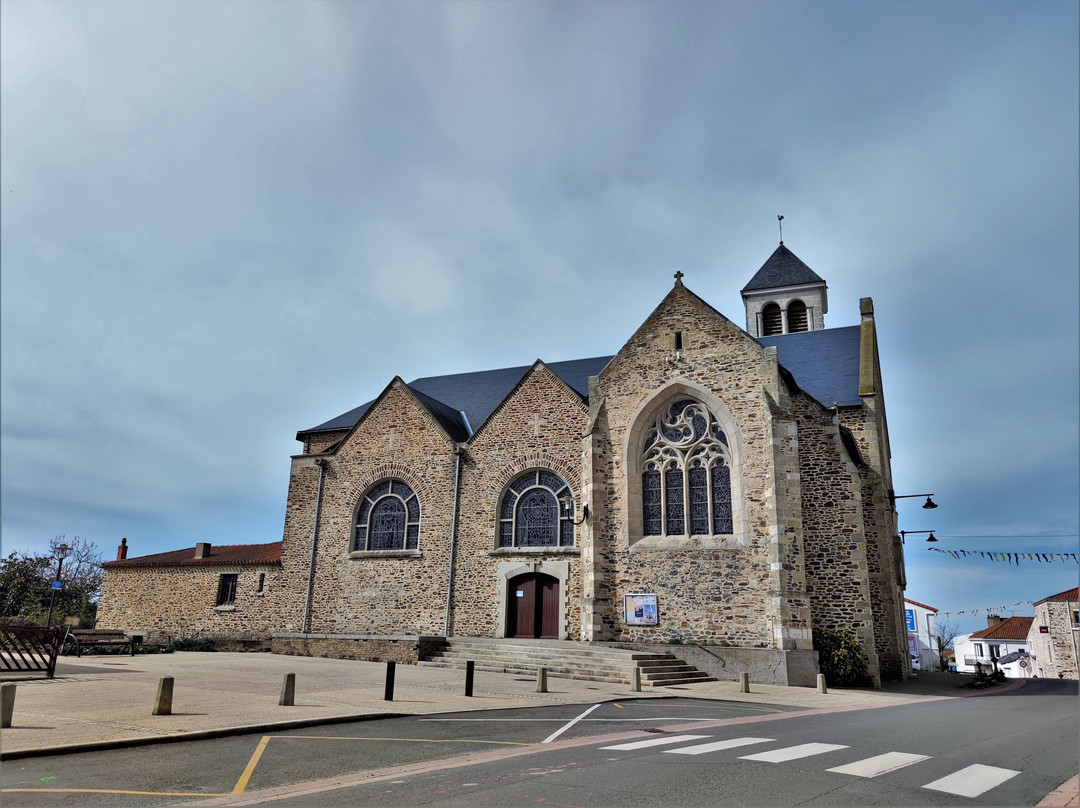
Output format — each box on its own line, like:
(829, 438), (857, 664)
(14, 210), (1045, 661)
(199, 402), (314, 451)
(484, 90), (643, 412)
(419, 639), (715, 686)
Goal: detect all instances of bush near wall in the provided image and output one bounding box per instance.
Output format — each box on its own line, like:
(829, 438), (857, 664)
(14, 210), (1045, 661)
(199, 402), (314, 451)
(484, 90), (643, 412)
(813, 627), (873, 687)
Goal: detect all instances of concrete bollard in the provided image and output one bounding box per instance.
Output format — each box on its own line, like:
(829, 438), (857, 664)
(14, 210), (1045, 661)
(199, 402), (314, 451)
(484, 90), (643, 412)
(1, 682), (16, 728)
(464, 660), (475, 697)
(631, 666), (641, 692)
(536, 667), (548, 693)
(384, 661), (396, 702)
(739, 672), (750, 693)
(280, 672), (296, 706)
(816, 673), (828, 694)
(153, 676), (174, 716)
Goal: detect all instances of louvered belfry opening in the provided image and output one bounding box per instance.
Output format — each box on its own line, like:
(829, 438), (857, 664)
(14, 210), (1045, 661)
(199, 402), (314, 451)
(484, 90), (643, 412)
(761, 303), (783, 336)
(787, 299), (809, 332)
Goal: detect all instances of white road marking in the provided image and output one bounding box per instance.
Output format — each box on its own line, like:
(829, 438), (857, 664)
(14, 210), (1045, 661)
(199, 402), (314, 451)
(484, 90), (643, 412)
(827, 752), (931, 777)
(421, 717), (715, 723)
(923, 764), (1021, 798)
(601, 734), (712, 751)
(542, 704), (602, 744)
(665, 737), (776, 756)
(739, 742), (848, 762)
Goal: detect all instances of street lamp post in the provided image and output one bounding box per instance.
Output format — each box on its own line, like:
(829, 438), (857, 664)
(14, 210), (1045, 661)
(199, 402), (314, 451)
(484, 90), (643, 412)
(45, 543), (72, 627)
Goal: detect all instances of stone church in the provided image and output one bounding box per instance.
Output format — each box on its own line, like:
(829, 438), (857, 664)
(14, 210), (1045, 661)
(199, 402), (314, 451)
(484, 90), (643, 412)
(99, 243), (910, 683)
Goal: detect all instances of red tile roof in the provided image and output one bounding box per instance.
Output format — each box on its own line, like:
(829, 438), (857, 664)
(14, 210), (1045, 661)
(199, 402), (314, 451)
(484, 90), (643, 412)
(904, 598), (938, 612)
(103, 542), (282, 569)
(970, 616), (1034, 641)
(1035, 587), (1079, 606)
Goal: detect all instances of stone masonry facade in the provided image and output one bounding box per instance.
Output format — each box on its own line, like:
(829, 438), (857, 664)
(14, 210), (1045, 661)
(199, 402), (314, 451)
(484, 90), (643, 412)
(99, 254), (909, 684)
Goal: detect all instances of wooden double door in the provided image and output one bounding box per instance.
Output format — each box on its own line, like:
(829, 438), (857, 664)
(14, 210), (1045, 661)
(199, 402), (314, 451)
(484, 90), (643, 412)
(506, 572), (560, 639)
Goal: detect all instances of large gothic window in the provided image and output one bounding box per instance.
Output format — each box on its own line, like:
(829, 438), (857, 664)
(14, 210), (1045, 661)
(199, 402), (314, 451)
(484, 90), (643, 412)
(498, 470), (575, 548)
(641, 398), (733, 537)
(354, 479), (420, 551)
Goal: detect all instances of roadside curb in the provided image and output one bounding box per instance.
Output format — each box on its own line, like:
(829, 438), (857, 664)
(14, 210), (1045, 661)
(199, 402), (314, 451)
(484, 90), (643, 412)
(0, 712), (406, 762)
(1038, 774), (1080, 808)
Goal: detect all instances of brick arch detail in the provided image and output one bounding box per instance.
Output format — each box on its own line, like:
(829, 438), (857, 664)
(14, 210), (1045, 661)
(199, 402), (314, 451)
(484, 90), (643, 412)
(347, 464), (428, 509)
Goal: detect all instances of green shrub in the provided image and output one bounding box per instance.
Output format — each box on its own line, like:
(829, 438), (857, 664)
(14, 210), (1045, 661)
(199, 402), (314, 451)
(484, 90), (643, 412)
(171, 637), (218, 652)
(813, 627), (873, 687)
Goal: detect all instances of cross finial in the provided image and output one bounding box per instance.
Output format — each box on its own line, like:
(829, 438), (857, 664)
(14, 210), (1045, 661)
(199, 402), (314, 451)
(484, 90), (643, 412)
(778, 214), (784, 244)
(674, 270), (684, 287)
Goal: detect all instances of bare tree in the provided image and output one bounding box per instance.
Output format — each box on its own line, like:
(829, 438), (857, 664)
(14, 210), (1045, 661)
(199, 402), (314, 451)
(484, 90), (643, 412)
(935, 617), (961, 671)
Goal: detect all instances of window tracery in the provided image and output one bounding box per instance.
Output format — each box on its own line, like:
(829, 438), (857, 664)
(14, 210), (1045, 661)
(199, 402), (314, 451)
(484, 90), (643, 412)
(498, 470), (575, 548)
(354, 479), (420, 551)
(641, 398), (733, 537)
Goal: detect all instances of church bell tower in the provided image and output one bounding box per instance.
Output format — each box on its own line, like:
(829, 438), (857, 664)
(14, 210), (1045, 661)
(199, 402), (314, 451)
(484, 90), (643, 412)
(741, 243), (828, 338)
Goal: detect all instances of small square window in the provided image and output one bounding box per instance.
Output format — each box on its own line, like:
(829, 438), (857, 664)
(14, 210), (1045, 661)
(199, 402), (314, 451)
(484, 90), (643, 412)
(217, 574), (238, 606)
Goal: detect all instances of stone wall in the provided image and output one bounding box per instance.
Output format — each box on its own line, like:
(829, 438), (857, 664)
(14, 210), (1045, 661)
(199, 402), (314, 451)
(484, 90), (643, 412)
(273, 633), (446, 664)
(1028, 598), (1080, 679)
(96, 564), (285, 642)
(451, 363), (588, 640)
(283, 381), (460, 638)
(587, 284), (811, 651)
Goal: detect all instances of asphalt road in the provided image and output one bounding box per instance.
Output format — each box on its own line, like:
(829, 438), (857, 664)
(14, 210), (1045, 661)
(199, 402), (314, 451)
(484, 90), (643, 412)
(2, 681), (1076, 807)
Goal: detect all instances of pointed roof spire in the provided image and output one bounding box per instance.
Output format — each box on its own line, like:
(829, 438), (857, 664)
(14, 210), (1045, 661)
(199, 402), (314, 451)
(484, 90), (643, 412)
(741, 243), (824, 293)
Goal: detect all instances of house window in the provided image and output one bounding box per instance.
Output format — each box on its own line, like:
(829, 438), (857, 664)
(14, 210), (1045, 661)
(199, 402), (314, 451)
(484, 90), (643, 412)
(498, 470), (575, 548)
(641, 398), (733, 537)
(973, 643), (984, 656)
(761, 303), (783, 336)
(787, 299), (809, 332)
(354, 479), (420, 551)
(256, 573), (265, 595)
(216, 574), (238, 606)
(1072, 609), (1079, 627)
(989, 644), (1000, 658)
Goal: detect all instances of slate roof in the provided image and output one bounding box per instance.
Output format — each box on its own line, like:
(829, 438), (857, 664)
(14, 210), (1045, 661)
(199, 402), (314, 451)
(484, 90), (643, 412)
(299, 357), (613, 439)
(1035, 586), (1080, 605)
(102, 542), (283, 569)
(742, 244), (825, 293)
(758, 325), (863, 407)
(970, 616), (1034, 641)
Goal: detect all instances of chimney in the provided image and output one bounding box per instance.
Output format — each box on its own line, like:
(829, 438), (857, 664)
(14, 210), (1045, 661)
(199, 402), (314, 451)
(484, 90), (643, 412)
(987, 615), (1003, 627)
(116, 538), (128, 561)
(194, 542), (211, 559)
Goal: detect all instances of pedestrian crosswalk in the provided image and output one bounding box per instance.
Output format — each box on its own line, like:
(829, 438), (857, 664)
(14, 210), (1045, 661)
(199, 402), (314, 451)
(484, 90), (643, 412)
(599, 734), (1020, 799)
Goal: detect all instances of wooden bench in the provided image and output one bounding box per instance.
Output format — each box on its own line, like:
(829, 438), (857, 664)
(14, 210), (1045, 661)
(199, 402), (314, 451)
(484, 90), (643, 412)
(63, 629), (139, 657)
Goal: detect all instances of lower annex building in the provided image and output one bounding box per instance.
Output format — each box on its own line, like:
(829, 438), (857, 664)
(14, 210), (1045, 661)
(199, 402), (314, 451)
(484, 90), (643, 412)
(99, 243), (912, 683)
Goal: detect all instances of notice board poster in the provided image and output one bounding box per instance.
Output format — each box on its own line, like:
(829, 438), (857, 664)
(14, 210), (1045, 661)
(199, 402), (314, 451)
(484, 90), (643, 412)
(905, 609), (916, 631)
(624, 593), (658, 625)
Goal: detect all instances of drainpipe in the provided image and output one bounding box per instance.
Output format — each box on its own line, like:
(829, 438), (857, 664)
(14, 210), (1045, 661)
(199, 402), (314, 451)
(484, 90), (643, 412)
(302, 457), (327, 634)
(444, 445), (465, 637)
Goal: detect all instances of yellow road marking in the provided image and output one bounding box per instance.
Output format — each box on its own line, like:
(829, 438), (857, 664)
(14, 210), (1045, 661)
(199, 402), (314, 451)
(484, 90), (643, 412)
(232, 734), (272, 794)
(229, 734), (528, 795)
(1, 788), (228, 797)
(613, 703), (624, 708)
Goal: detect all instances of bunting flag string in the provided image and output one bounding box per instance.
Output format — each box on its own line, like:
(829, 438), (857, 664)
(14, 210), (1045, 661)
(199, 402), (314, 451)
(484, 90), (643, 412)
(938, 601), (1034, 616)
(926, 548), (1079, 564)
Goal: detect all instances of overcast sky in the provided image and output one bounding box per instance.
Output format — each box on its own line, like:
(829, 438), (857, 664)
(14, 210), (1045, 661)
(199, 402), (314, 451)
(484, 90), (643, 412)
(2, 1), (1077, 637)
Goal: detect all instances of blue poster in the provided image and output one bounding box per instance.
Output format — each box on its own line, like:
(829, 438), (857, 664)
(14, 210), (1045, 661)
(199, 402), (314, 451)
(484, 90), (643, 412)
(905, 609), (916, 631)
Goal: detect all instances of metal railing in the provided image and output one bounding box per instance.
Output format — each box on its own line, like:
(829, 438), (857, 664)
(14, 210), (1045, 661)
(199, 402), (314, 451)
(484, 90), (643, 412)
(0, 624), (62, 678)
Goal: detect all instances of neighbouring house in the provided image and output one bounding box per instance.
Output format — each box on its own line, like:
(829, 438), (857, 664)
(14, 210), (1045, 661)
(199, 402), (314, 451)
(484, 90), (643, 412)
(97, 539), (284, 644)
(904, 598), (939, 671)
(99, 242), (913, 684)
(953, 615), (1035, 678)
(1026, 586), (1080, 680)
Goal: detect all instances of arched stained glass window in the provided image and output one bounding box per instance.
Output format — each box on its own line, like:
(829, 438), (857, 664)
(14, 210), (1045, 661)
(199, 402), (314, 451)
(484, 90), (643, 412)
(498, 470), (575, 548)
(354, 479), (420, 551)
(641, 398), (734, 537)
